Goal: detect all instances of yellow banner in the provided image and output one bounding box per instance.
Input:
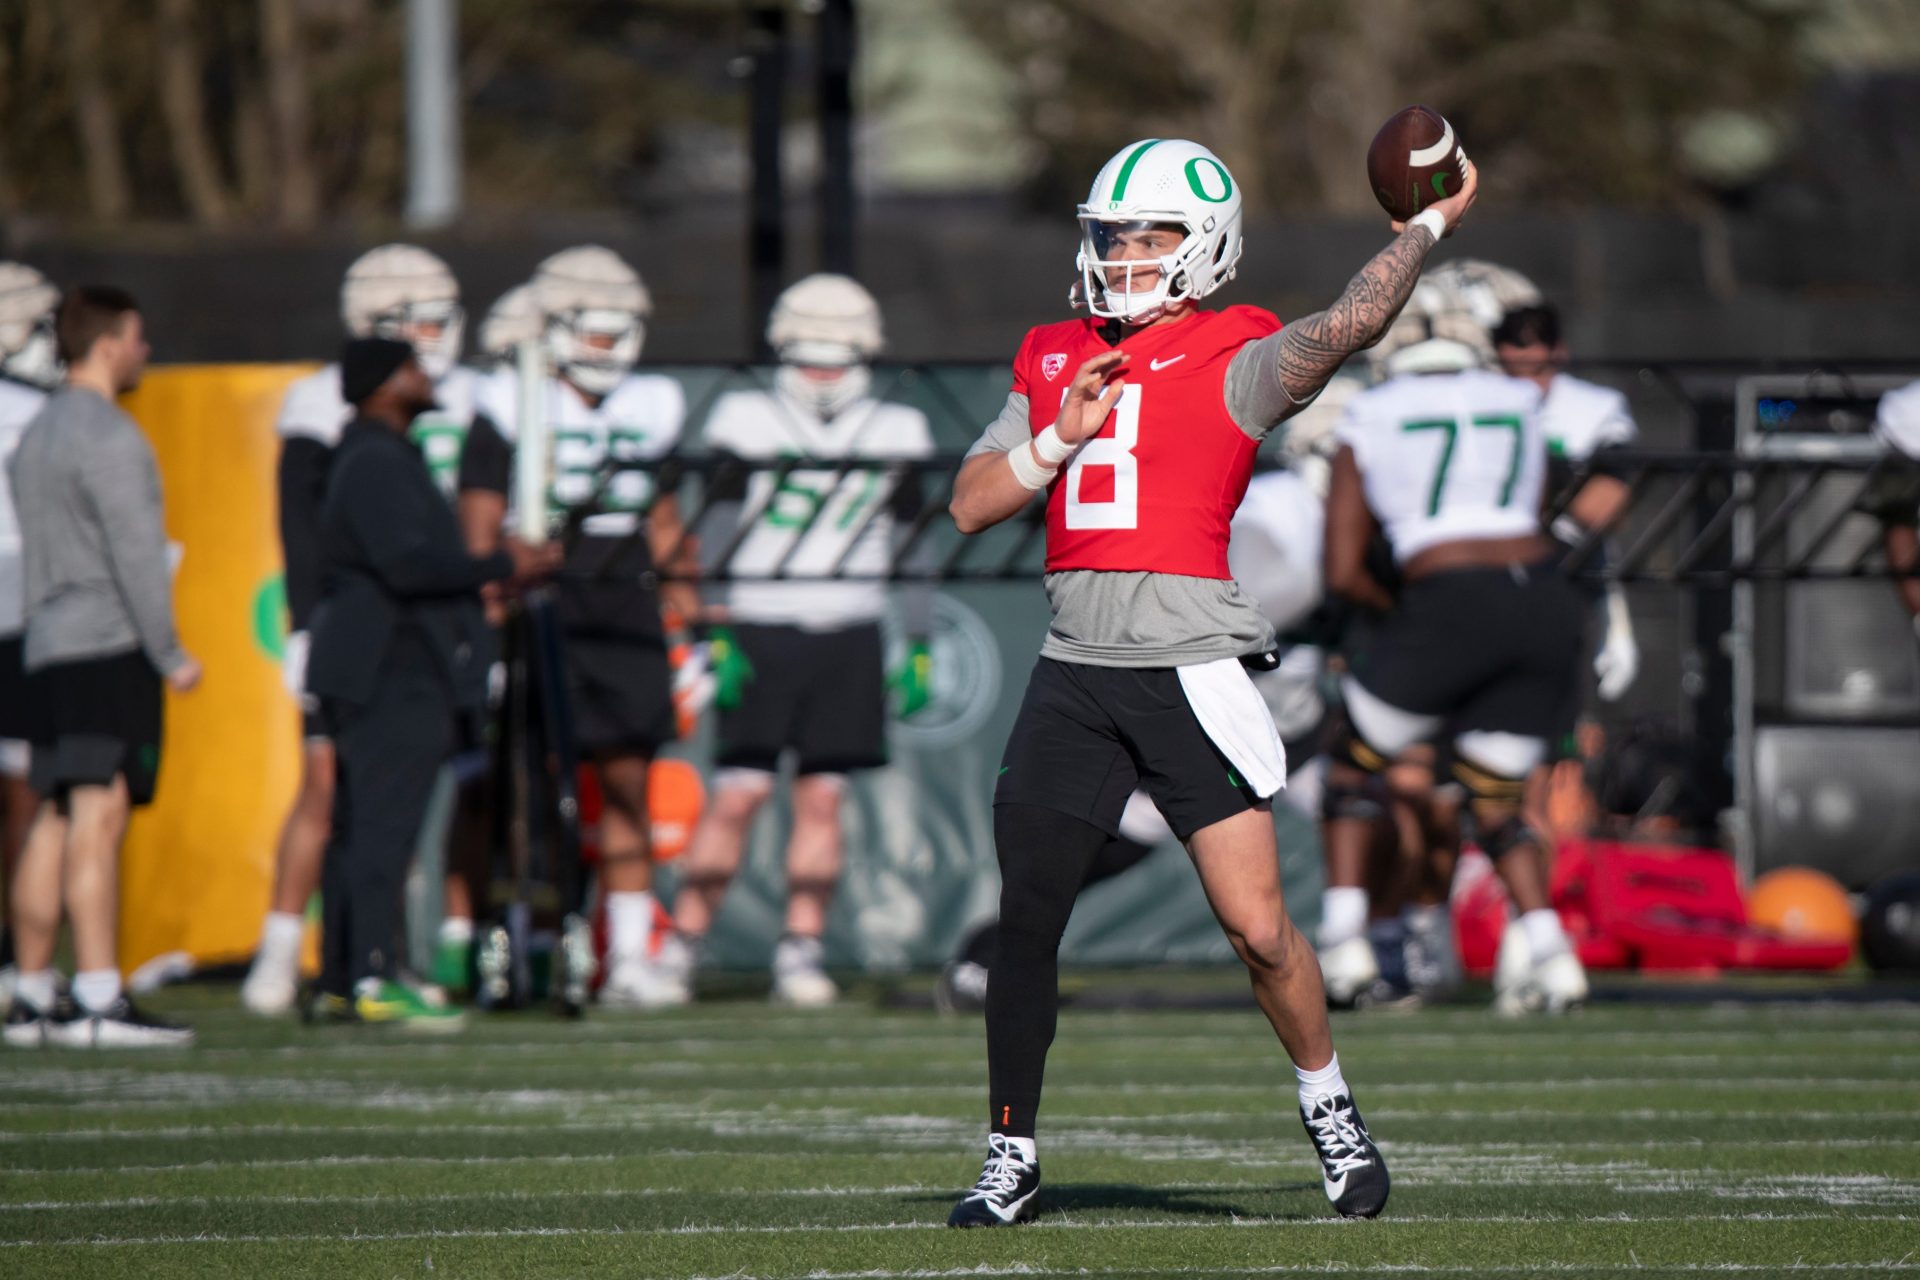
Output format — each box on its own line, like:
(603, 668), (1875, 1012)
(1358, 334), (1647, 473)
(117, 365), (316, 974)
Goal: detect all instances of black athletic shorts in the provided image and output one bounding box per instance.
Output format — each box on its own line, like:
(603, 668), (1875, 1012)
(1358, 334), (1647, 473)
(1345, 561), (1585, 743)
(24, 647), (165, 806)
(0, 634), (30, 740)
(715, 621), (887, 775)
(564, 633), (675, 759)
(994, 657), (1260, 843)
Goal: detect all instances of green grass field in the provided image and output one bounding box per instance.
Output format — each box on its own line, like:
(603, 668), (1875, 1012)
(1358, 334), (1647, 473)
(2, 977), (1917, 1279)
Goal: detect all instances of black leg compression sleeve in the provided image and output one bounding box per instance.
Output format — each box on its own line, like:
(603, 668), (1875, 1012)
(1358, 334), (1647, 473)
(1085, 833), (1156, 890)
(987, 803), (1108, 1139)
(957, 833), (1152, 972)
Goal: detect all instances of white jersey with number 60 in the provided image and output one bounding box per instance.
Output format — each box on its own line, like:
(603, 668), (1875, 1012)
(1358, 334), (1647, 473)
(1336, 368), (1546, 563)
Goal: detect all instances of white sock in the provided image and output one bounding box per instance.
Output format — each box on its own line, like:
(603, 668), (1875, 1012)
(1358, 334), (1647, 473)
(996, 1135), (1037, 1163)
(1318, 887), (1370, 949)
(1520, 907), (1570, 961)
(15, 969), (57, 1011)
(438, 916), (474, 946)
(259, 911), (305, 965)
(607, 891), (656, 962)
(1296, 1052), (1350, 1108)
(73, 968), (122, 1014)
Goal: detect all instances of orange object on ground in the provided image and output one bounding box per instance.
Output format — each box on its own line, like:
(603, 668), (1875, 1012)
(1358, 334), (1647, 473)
(1747, 866), (1859, 946)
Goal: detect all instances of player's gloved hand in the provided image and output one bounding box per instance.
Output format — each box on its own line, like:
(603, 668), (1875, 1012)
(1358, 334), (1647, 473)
(669, 637), (716, 736)
(889, 639), (933, 719)
(1593, 584), (1638, 702)
(707, 625), (754, 711)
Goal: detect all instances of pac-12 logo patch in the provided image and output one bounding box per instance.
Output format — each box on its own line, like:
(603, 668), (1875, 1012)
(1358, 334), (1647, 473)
(1041, 353), (1068, 381)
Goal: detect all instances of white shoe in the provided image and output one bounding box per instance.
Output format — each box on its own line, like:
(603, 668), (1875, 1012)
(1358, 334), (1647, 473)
(1317, 935), (1380, 1008)
(599, 957), (690, 1010)
(240, 956), (298, 1016)
(1532, 950), (1589, 1014)
(652, 931), (697, 990)
(1492, 920), (1536, 1017)
(771, 935), (837, 1007)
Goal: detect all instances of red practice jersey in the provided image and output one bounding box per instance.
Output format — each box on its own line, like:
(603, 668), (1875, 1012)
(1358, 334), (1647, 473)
(1013, 306), (1282, 579)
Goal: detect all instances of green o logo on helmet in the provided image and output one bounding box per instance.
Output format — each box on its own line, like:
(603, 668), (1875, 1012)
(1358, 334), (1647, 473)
(1184, 157), (1233, 203)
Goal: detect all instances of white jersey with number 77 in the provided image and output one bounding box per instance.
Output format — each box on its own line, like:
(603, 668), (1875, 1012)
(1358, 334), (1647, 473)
(1335, 368), (1547, 563)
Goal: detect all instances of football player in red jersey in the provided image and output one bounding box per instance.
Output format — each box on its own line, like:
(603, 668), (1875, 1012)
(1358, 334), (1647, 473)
(944, 138), (1477, 1226)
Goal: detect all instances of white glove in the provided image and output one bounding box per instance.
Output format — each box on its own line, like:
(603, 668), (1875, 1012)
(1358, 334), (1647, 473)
(1593, 585), (1638, 702)
(281, 630), (311, 697)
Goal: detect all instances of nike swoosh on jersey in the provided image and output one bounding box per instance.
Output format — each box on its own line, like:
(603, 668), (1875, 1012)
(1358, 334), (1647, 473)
(1148, 354), (1187, 371)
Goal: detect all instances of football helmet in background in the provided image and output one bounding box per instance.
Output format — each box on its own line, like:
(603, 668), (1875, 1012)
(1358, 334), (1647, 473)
(767, 272), (884, 419)
(1075, 139), (1244, 325)
(0, 262), (61, 389)
(1371, 259), (1542, 381)
(477, 282), (541, 367)
(530, 245), (651, 398)
(340, 243), (465, 379)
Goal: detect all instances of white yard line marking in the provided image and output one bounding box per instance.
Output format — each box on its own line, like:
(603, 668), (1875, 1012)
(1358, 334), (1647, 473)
(3, 1213), (1917, 1248)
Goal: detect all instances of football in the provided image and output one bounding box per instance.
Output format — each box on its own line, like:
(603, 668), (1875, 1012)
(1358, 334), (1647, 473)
(1367, 105), (1468, 223)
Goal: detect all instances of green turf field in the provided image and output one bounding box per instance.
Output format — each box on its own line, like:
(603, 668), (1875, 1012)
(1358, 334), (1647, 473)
(2, 978), (1917, 1279)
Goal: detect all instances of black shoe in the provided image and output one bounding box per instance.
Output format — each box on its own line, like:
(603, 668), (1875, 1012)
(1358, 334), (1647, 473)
(47, 995), (194, 1049)
(303, 988), (359, 1026)
(1300, 1091), (1390, 1218)
(947, 1133), (1040, 1227)
(3, 998), (49, 1049)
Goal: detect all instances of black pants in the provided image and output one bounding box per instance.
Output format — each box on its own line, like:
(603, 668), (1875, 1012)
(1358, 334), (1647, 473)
(320, 636), (456, 996)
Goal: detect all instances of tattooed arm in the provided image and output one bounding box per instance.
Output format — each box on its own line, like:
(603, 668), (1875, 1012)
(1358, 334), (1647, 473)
(1274, 227), (1440, 403)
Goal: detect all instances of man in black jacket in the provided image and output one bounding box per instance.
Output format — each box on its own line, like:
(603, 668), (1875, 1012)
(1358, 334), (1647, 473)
(305, 338), (552, 1026)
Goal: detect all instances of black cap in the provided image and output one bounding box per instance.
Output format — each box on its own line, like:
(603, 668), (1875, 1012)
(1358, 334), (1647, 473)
(340, 337), (415, 405)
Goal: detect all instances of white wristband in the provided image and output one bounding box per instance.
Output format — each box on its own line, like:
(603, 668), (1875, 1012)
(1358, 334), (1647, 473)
(1031, 424), (1077, 466)
(1006, 441), (1060, 491)
(1408, 208), (1447, 243)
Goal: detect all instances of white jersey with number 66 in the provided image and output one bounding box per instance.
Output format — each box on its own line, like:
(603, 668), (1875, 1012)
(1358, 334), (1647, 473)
(1336, 368), (1547, 563)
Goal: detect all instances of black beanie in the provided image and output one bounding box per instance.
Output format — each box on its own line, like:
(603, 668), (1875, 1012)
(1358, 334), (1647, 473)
(340, 337), (415, 405)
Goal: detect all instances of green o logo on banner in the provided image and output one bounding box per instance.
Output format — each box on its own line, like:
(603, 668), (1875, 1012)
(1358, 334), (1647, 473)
(1184, 157), (1233, 203)
(253, 573), (288, 662)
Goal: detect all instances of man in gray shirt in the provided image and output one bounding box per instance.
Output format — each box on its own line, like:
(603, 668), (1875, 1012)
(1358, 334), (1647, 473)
(3, 286), (200, 1049)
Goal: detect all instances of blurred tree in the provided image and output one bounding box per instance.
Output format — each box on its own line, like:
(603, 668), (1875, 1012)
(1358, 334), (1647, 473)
(0, 0), (745, 231)
(959, 0), (1811, 215)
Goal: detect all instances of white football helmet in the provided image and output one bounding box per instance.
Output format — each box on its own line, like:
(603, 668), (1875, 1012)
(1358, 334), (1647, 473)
(0, 262), (61, 389)
(531, 245), (651, 398)
(1075, 138), (1244, 325)
(1423, 259), (1543, 336)
(340, 244), (465, 380)
(478, 283), (542, 366)
(767, 273), (883, 419)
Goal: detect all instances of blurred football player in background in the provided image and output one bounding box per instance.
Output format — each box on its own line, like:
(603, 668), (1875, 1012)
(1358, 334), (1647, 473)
(242, 244), (486, 1015)
(1866, 380), (1920, 633)
(477, 283), (541, 370)
(0, 263), (60, 1010)
(458, 245), (693, 1009)
(1320, 279), (1590, 1018)
(667, 274), (935, 1006)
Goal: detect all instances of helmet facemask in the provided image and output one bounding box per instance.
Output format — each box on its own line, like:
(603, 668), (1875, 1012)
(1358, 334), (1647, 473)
(775, 339), (871, 420)
(368, 298), (466, 381)
(1075, 217), (1220, 325)
(0, 313), (61, 389)
(547, 307), (644, 398)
